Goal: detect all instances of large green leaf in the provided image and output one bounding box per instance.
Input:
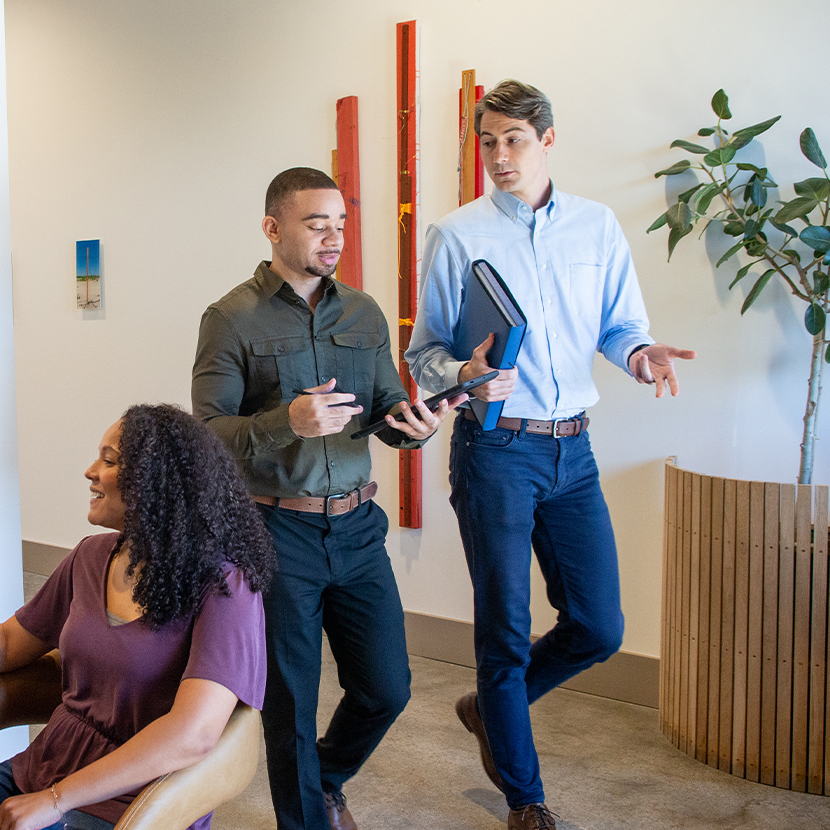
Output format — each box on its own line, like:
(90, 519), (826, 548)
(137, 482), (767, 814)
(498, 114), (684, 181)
(741, 269), (776, 314)
(736, 163), (769, 179)
(712, 89), (732, 119)
(771, 219), (799, 238)
(694, 182), (721, 215)
(732, 116), (781, 144)
(813, 270), (830, 294)
(647, 212), (668, 233)
(704, 146), (737, 167)
(723, 221), (745, 237)
(666, 201), (692, 230)
(670, 139), (709, 154)
(744, 218), (761, 239)
(749, 178), (767, 208)
(826, 343), (830, 363)
(801, 128), (827, 169)
(655, 160), (692, 178)
(805, 302), (827, 335)
(716, 238), (747, 267)
(800, 225), (830, 253)
(678, 184), (704, 204)
(698, 127), (716, 137)
(729, 260), (758, 289)
(775, 197), (819, 224)
(667, 224), (693, 260)
(745, 232), (768, 257)
(794, 178), (830, 201)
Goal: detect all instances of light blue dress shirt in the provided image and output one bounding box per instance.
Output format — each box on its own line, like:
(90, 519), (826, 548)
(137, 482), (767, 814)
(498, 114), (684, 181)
(405, 182), (654, 420)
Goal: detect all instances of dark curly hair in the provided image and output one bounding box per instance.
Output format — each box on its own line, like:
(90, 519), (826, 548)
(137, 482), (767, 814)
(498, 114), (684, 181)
(114, 404), (275, 629)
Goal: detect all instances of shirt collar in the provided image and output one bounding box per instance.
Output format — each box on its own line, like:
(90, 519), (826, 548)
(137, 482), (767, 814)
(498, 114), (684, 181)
(254, 260), (339, 300)
(490, 180), (557, 224)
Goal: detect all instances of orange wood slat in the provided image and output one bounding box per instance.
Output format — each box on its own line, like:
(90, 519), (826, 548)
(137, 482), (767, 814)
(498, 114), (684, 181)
(776, 483), (796, 789)
(745, 480), (765, 782)
(790, 485), (813, 792)
(335, 96), (363, 290)
(708, 477), (725, 769)
(719, 478), (736, 773)
(671, 466), (684, 745)
(760, 482), (780, 786)
(696, 474), (712, 762)
(809, 485), (828, 794)
(459, 70), (477, 206)
(731, 480), (750, 777)
(395, 20), (422, 529)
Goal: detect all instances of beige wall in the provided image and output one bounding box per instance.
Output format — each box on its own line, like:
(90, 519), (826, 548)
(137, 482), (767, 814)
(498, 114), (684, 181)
(6, 0), (829, 660)
(0, 0), (26, 759)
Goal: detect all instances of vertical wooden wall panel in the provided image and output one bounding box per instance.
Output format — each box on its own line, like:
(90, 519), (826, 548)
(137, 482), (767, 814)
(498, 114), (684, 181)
(395, 20), (422, 528)
(335, 96), (362, 290)
(707, 477), (725, 769)
(459, 70), (478, 206)
(661, 461), (829, 793)
(791, 485), (812, 792)
(696, 475), (712, 763)
(760, 482), (780, 786)
(776, 484), (795, 789)
(719, 479), (736, 773)
(679, 470), (693, 753)
(809, 485), (828, 794)
(745, 481), (765, 782)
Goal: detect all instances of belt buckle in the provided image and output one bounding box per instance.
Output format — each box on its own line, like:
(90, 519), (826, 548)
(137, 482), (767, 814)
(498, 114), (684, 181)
(551, 418), (565, 437)
(324, 493), (346, 515)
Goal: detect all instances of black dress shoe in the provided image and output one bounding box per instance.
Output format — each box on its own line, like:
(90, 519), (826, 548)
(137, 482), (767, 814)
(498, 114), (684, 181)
(455, 691), (505, 792)
(324, 791), (357, 830)
(508, 803), (557, 829)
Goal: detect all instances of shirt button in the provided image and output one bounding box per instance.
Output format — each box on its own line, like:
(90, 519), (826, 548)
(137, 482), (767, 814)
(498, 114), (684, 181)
(321, 376), (328, 382)
(541, 264), (548, 270)
(329, 460), (336, 467)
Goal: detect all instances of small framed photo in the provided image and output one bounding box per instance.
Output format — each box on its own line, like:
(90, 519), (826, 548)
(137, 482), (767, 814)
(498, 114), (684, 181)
(76, 239), (100, 309)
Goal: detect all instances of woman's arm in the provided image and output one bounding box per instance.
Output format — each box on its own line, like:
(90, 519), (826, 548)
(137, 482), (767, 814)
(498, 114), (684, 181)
(0, 616), (51, 673)
(0, 678), (239, 830)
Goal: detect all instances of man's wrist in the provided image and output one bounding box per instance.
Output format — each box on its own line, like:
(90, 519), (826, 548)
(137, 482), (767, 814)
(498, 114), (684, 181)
(627, 343), (650, 371)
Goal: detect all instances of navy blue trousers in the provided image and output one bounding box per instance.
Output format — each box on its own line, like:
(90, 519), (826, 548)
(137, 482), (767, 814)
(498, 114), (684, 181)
(449, 415), (624, 809)
(258, 500), (411, 830)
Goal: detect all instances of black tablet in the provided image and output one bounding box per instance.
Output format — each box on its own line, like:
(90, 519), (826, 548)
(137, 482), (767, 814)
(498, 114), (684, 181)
(350, 371), (499, 440)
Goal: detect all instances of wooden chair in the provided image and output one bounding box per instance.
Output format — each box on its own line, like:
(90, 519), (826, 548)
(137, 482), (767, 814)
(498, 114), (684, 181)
(0, 651), (261, 830)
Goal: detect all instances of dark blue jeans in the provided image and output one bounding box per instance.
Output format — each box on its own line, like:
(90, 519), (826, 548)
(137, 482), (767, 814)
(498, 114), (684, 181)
(0, 760), (114, 830)
(450, 415), (624, 809)
(258, 500), (411, 830)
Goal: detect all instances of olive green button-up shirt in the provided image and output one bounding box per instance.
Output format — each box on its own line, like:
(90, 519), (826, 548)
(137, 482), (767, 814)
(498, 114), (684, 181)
(192, 261), (424, 499)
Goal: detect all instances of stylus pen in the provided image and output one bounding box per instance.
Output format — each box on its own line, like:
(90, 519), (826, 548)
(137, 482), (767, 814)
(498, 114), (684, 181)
(291, 389), (356, 407)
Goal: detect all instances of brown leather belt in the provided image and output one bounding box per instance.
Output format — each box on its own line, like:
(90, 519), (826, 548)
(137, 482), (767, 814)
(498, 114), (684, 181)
(251, 481), (378, 516)
(463, 408), (589, 437)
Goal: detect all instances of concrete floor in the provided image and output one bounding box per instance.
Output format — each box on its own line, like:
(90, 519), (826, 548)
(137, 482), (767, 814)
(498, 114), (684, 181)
(22, 572), (830, 829)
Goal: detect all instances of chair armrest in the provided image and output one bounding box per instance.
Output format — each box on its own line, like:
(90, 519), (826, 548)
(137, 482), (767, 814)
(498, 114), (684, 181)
(113, 701), (261, 830)
(0, 650), (62, 729)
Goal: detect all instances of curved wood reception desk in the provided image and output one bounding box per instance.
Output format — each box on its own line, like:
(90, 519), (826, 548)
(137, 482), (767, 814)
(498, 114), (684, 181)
(661, 459), (829, 793)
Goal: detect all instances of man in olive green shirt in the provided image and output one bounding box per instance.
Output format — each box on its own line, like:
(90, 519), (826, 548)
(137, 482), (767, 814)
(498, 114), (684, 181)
(192, 167), (463, 830)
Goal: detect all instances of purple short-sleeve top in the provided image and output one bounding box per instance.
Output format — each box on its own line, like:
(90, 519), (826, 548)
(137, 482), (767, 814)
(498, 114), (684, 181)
(11, 532), (266, 828)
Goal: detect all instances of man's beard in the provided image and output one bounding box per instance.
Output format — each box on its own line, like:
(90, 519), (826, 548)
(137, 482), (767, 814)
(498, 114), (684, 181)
(305, 263), (338, 278)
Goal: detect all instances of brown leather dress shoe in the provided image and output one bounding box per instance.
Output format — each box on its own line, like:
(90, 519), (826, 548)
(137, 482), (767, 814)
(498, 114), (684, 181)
(324, 791), (358, 830)
(455, 691), (505, 792)
(508, 803), (557, 830)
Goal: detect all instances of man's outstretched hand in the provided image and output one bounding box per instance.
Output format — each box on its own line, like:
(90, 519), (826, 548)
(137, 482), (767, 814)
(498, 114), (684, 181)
(629, 344), (696, 398)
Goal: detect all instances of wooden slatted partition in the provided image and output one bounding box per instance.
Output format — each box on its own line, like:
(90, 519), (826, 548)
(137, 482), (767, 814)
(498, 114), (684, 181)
(661, 460), (830, 792)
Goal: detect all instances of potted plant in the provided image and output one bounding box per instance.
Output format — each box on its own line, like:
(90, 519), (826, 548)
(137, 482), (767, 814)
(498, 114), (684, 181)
(649, 89), (828, 484)
(649, 91), (829, 796)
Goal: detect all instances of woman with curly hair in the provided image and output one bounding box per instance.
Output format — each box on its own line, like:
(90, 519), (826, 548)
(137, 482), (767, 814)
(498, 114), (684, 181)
(0, 404), (274, 830)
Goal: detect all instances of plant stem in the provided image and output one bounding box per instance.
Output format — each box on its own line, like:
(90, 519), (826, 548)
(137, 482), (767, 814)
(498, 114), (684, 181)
(799, 328), (826, 484)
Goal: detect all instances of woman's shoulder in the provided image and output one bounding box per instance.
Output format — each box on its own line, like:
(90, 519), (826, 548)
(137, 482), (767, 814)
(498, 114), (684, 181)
(72, 531), (121, 562)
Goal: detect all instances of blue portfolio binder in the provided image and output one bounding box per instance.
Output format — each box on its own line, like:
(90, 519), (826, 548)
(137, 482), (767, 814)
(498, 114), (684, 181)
(455, 259), (527, 430)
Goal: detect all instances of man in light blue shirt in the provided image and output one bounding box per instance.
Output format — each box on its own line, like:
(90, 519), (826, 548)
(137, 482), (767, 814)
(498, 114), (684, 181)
(405, 80), (694, 830)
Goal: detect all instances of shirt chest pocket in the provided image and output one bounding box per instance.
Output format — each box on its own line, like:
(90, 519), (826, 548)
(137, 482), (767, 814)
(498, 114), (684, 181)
(332, 331), (381, 392)
(568, 263), (604, 323)
(250, 335), (311, 396)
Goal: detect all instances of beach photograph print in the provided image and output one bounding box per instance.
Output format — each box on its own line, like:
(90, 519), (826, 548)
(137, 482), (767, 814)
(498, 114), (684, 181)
(76, 239), (100, 309)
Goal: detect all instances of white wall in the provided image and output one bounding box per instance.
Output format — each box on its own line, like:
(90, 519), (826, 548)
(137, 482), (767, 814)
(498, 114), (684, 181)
(0, 0), (27, 759)
(6, 0), (829, 659)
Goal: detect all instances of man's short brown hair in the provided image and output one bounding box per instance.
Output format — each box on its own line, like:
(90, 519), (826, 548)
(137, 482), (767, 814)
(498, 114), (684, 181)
(474, 80), (554, 141)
